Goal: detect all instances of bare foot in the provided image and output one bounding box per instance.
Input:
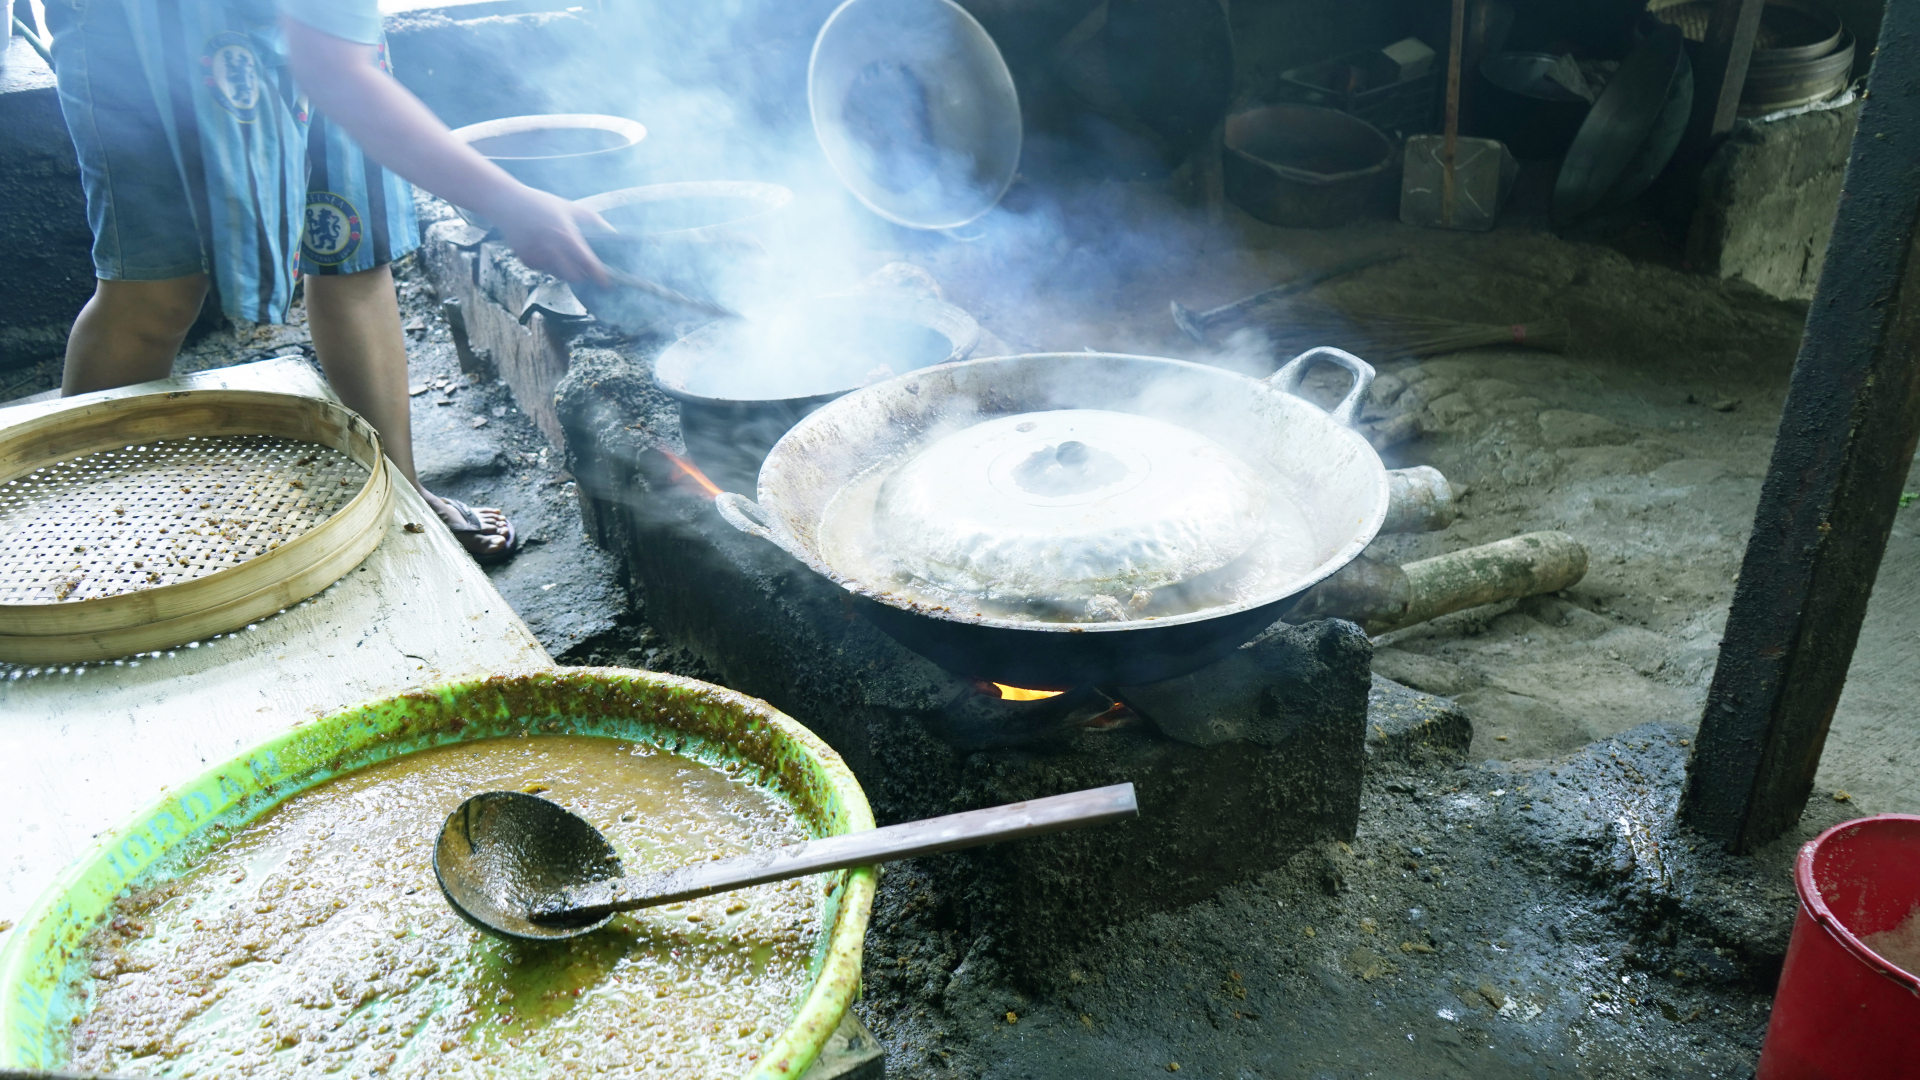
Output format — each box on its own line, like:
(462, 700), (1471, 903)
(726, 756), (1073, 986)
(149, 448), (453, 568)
(424, 491), (516, 562)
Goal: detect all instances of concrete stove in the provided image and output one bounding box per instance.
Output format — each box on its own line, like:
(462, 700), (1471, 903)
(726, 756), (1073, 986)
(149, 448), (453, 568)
(415, 223), (1469, 975)
(548, 345), (1467, 977)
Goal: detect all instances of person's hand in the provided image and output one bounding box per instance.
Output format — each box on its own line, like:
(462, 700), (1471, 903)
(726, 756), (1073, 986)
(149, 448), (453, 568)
(488, 186), (612, 286)
(279, 17), (614, 286)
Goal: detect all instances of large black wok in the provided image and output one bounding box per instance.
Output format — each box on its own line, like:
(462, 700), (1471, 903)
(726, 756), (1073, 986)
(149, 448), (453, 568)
(713, 349), (1391, 687)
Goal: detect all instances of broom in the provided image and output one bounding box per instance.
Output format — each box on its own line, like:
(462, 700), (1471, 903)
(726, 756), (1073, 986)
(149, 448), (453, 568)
(1253, 306), (1571, 360)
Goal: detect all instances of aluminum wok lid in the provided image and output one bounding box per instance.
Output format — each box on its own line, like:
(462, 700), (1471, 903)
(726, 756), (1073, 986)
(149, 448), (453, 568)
(870, 409), (1274, 612)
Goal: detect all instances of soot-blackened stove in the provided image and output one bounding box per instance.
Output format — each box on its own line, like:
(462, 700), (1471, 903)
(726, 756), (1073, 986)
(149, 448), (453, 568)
(554, 346), (1465, 977)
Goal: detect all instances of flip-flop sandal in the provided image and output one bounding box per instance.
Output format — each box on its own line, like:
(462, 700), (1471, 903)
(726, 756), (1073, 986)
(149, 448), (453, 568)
(440, 496), (519, 565)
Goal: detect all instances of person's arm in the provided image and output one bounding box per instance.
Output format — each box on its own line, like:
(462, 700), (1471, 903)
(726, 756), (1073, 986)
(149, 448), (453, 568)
(282, 17), (609, 285)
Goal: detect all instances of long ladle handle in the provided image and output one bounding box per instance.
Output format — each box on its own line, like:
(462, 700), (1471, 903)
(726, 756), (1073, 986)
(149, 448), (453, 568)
(601, 266), (742, 320)
(535, 783), (1138, 923)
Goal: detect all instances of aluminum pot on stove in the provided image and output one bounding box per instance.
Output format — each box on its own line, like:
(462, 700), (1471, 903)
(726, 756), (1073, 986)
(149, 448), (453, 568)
(712, 348), (1391, 686)
(654, 290), (979, 484)
(570, 181), (793, 335)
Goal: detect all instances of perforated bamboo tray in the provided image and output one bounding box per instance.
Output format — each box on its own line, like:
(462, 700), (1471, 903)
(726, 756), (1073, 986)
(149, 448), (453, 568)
(0, 390), (395, 662)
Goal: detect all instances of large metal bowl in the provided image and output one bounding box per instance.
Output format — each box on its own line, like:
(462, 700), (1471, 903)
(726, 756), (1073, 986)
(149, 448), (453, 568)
(659, 291), (981, 484)
(713, 349), (1391, 686)
(1476, 52), (1593, 160)
(1223, 105), (1395, 228)
(654, 293), (980, 409)
(448, 114), (648, 227)
(0, 668), (875, 1080)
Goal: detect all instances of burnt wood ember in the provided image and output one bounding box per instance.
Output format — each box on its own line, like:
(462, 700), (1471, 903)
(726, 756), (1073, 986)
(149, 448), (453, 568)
(1118, 621), (1374, 748)
(555, 346), (1377, 978)
(940, 683), (1125, 751)
(1288, 530), (1589, 633)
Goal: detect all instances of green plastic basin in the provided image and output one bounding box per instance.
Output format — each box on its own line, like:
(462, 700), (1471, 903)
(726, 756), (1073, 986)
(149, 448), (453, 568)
(0, 667), (876, 1079)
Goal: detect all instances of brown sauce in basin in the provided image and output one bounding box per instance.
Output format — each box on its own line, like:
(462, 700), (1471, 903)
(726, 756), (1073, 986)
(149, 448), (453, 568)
(68, 735), (822, 1078)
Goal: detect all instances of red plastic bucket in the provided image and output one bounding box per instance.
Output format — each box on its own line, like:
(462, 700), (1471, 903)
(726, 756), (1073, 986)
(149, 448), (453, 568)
(1757, 814), (1920, 1079)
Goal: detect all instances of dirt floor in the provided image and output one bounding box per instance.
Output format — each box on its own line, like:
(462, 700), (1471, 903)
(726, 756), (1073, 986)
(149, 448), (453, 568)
(815, 182), (1920, 1078)
(854, 728), (1858, 1080)
(5, 179), (1916, 1079)
(890, 180), (1919, 819)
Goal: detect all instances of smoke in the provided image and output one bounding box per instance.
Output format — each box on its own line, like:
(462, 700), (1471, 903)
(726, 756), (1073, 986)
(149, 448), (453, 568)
(494, 0), (1387, 562)
(466, 0), (1328, 364)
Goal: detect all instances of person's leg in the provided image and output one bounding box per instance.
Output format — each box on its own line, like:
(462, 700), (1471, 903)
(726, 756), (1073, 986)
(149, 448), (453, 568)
(48, 0), (212, 398)
(302, 264), (512, 559)
(301, 265), (417, 477)
(61, 275), (209, 395)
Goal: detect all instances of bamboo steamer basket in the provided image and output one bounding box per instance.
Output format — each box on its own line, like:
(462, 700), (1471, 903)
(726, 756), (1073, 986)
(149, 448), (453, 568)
(0, 390), (395, 662)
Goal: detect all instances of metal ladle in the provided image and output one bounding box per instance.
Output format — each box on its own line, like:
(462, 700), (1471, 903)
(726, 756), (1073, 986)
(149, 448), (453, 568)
(433, 783), (1138, 940)
(600, 266), (741, 321)
(584, 232), (747, 321)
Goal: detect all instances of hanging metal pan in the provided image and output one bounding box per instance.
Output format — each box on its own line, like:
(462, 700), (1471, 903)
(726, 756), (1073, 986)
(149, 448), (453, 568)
(809, 0), (1023, 230)
(1552, 24), (1688, 224)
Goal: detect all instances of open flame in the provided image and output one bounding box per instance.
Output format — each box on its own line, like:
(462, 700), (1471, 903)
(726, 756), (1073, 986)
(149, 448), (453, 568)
(991, 683), (1065, 701)
(658, 448), (722, 499)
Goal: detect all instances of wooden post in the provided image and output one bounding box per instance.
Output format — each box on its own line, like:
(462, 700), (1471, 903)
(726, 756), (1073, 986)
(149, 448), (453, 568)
(1207, 0), (1229, 225)
(1681, 0), (1920, 852)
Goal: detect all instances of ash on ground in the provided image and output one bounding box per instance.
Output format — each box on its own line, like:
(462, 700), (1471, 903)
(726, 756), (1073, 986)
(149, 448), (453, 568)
(853, 724), (1855, 1079)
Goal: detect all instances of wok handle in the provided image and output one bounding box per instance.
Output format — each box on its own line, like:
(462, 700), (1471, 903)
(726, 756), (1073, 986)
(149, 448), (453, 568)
(714, 491), (779, 541)
(714, 492), (779, 542)
(1268, 346), (1375, 428)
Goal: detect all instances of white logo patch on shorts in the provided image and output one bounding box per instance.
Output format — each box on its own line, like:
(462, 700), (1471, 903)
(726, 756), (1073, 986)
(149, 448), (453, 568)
(201, 33), (263, 121)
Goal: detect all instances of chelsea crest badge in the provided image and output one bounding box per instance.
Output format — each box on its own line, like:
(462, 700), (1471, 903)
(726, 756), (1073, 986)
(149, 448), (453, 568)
(302, 192), (362, 268)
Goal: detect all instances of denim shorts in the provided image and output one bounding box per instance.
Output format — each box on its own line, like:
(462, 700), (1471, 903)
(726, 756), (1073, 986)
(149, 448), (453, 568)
(44, 0), (420, 320)
(46, 0), (207, 282)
